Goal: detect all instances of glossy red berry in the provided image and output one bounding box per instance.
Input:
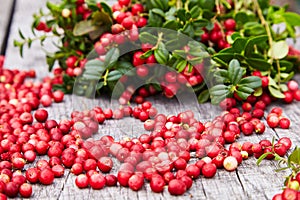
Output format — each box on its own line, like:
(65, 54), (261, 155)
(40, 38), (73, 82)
(168, 179), (187, 195)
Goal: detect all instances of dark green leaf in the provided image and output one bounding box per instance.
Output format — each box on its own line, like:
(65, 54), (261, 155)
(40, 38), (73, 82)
(210, 91), (231, 105)
(104, 48), (120, 69)
(176, 60), (187, 72)
(177, 9), (187, 21)
(190, 6), (201, 18)
(154, 43), (169, 64)
(246, 57), (272, 71)
(148, 11), (163, 27)
(96, 81), (104, 90)
(140, 51), (153, 59)
(210, 85), (229, 96)
(232, 38), (248, 53)
(235, 12), (249, 25)
(244, 35), (268, 57)
(237, 86), (255, 94)
(100, 2), (112, 16)
(238, 76), (262, 88)
(198, 89), (210, 103)
(228, 59), (244, 85)
(162, 20), (178, 30)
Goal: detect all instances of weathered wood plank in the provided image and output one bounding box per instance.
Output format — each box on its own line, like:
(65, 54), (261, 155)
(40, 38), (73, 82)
(0, 0), (14, 54)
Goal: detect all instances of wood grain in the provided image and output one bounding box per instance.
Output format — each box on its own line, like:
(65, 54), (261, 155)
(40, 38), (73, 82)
(1, 0), (300, 200)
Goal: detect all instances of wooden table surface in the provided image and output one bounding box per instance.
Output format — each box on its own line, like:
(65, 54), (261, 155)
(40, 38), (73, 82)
(1, 0), (300, 199)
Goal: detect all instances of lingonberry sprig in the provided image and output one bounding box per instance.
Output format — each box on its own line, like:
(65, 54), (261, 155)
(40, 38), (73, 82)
(13, 0), (300, 105)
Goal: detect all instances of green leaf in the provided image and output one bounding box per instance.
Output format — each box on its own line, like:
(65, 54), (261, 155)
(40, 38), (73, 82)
(236, 90), (251, 100)
(283, 12), (300, 26)
(73, 20), (97, 36)
(268, 40), (289, 59)
(228, 59), (244, 85)
(256, 152), (274, 166)
(148, 10), (163, 27)
(269, 86), (285, 98)
(235, 12), (249, 25)
(288, 147), (300, 165)
(176, 60), (187, 72)
(116, 61), (134, 74)
(231, 38), (247, 53)
(190, 6), (201, 18)
(139, 32), (158, 45)
(244, 35), (268, 57)
(104, 48), (120, 69)
(151, 8), (165, 17)
(238, 76), (262, 88)
(246, 57), (271, 71)
(162, 20), (178, 30)
(198, 89), (210, 103)
(210, 85), (229, 96)
(154, 43), (169, 64)
(107, 70), (122, 82)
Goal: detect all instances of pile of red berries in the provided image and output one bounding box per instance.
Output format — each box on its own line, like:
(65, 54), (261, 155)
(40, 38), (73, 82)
(0, 54), (297, 199)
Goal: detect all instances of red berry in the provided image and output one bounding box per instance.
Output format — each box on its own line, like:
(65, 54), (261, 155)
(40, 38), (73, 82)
(75, 174), (89, 188)
(168, 179), (187, 195)
(34, 109), (48, 122)
(89, 173), (106, 190)
(223, 156), (238, 171)
(105, 174), (118, 186)
(150, 175), (165, 193)
(224, 18), (236, 30)
(128, 174), (144, 191)
(240, 122), (254, 136)
(131, 3), (144, 15)
(52, 90), (64, 103)
(267, 114), (279, 128)
(281, 188), (298, 200)
(39, 168), (55, 185)
(5, 182), (19, 198)
(19, 183), (32, 198)
(97, 157), (113, 173)
(283, 91), (294, 103)
(287, 80), (299, 91)
(201, 163), (217, 178)
(118, 0), (131, 7)
(278, 137), (292, 150)
(279, 117), (290, 129)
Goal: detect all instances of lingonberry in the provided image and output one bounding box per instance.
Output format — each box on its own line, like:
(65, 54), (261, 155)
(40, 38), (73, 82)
(279, 117), (290, 129)
(89, 173), (106, 190)
(287, 80), (299, 91)
(240, 122), (254, 136)
(52, 164), (65, 177)
(273, 143), (287, 157)
(75, 174), (89, 188)
(168, 179), (187, 195)
(201, 163), (217, 178)
(24, 150), (36, 163)
(283, 91), (294, 103)
(5, 182), (19, 198)
(278, 137), (292, 150)
(40, 94), (52, 107)
(267, 114), (279, 128)
(19, 183), (32, 198)
(222, 130), (238, 143)
(131, 3), (144, 15)
(254, 121), (266, 134)
(97, 157), (113, 173)
(242, 102), (252, 112)
(34, 108), (48, 122)
(252, 109), (264, 119)
(117, 170), (133, 187)
(39, 168), (55, 185)
(150, 174), (165, 193)
(128, 173), (144, 191)
(173, 158), (187, 170)
(281, 188), (298, 200)
(52, 90), (64, 103)
(224, 18), (236, 30)
(104, 174), (117, 186)
(293, 89), (300, 101)
(26, 168), (39, 183)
